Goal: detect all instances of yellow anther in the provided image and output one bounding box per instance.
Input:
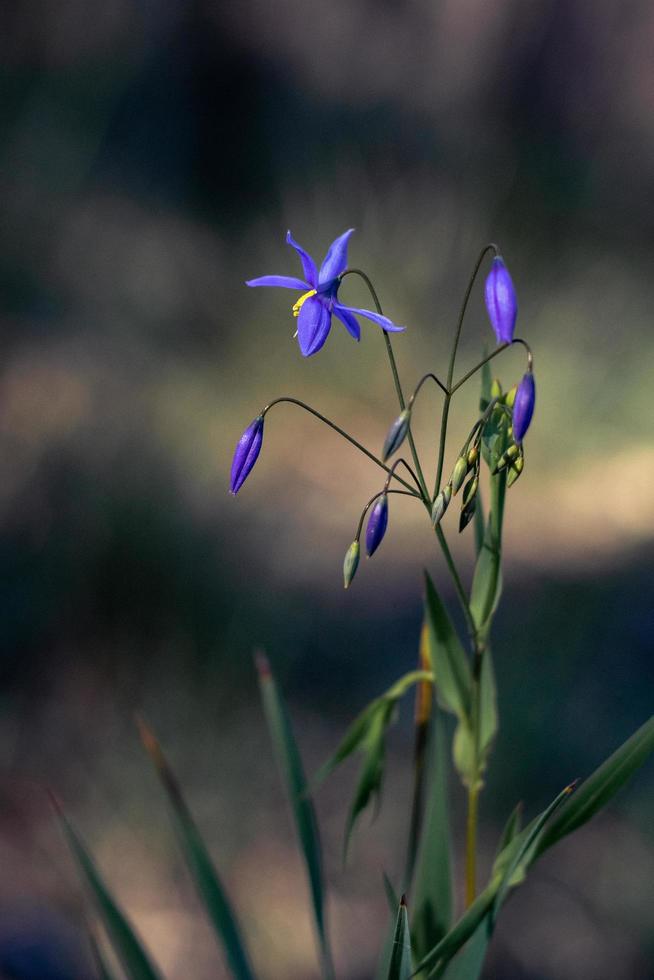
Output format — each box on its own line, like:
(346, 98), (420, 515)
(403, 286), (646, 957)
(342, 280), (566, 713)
(292, 289), (317, 317)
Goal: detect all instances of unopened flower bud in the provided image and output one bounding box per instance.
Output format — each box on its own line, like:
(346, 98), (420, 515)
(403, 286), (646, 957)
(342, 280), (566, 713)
(382, 409), (411, 462)
(466, 444), (479, 470)
(431, 484), (452, 526)
(485, 256), (518, 345)
(459, 496), (477, 532)
(366, 493), (389, 557)
(513, 371), (536, 443)
(493, 443), (520, 474)
(490, 378), (503, 400)
(230, 415), (264, 494)
(451, 456), (468, 494)
(507, 454), (524, 488)
(343, 540), (360, 588)
(462, 474), (479, 508)
(504, 384), (517, 408)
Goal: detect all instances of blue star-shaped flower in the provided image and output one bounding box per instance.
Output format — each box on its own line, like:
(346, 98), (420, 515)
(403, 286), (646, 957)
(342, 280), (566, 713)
(246, 229), (405, 356)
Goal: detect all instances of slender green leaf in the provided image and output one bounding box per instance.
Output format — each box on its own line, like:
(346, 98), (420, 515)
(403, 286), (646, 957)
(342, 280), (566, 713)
(256, 652), (333, 980)
(138, 721), (256, 980)
(437, 920), (490, 980)
(535, 714), (654, 860)
(413, 886), (497, 977)
(387, 898), (413, 980)
(491, 782), (577, 923)
(312, 671), (433, 790)
(478, 646), (498, 764)
(411, 711), (452, 959)
(52, 796), (162, 980)
(424, 573), (471, 722)
(494, 801), (523, 859)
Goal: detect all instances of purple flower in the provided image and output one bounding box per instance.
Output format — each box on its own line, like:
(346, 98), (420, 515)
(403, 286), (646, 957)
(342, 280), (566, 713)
(247, 230), (405, 357)
(485, 256), (517, 344)
(512, 372), (535, 443)
(366, 493), (389, 557)
(230, 415), (264, 494)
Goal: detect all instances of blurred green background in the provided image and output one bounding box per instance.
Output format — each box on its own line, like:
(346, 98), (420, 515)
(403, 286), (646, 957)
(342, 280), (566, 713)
(1, 1), (653, 977)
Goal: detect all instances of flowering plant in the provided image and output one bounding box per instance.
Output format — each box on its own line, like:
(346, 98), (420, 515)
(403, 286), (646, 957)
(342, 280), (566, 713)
(54, 231), (654, 980)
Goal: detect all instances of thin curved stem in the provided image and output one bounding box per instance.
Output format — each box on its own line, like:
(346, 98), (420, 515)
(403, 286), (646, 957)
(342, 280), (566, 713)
(409, 372), (449, 403)
(340, 269), (430, 502)
(450, 337), (533, 397)
(262, 397), (417, 494)
(434, 525), (477, 641)
(384, 457), (423, 495)
(354, 488), (418, 541)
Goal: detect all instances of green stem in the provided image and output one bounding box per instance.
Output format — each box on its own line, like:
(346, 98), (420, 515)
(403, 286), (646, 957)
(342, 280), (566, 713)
(434, 525), (476, 640)
(340, 269), (430, 504)
(263, 397), (418, 494)
(465, 781), (480, 908)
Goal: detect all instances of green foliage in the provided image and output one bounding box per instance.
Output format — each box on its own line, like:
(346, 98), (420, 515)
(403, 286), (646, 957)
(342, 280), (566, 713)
(312, 670), (433, 853)
(256, 651), (334, 979)
(411, 711), (453, 961)
(138, 721), (256, 980)
(52, 797), (162, 980)
(387, 898), (413, 980)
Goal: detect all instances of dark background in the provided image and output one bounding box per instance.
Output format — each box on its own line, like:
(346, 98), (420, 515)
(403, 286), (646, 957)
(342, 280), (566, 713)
(1, 1), (653, 977)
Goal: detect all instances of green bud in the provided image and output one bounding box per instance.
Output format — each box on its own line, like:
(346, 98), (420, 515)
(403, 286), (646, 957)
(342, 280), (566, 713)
(382, 409), (411, 462)
(451, 456), (468, 494)
(431, 484), (452, 525)
(504, 384), (517, 408)
(493, 443), (520, 474)
(459, 496), (477, 532)
(490, 378), (503, 399)
(466, 444), (479, 470)
(462, 474), (479, 508)
(343, 540), (360, 589)
(507, 453), (524, 487)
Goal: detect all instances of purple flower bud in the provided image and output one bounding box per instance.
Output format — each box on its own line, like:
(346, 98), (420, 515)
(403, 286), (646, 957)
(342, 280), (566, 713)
(230, 415), (264, 494)
(512, 372), (535, 443)
(365, 493), (389, 557)
(485, 256), (517, 345)
(382, 409), (410, 462)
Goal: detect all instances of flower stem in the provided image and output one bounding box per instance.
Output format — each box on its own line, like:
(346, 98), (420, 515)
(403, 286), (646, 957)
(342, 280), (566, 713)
(340, 269), (431, 504)
(465, 781), (480, 907)
(263, 397), (419, 495)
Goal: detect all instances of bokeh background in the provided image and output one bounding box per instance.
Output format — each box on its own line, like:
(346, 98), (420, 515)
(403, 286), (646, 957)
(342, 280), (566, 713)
(1, 1), (653, 977)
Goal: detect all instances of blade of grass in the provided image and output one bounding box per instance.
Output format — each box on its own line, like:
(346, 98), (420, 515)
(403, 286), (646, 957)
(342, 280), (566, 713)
(387, 896), (413, 980)
(255, 651), (334, 980)
(51, 794), (162, 980)
(89, 928), (120, 980)
(137, 720), (256, 980)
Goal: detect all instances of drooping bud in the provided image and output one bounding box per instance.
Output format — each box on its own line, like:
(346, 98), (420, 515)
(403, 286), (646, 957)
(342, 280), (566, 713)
(431, 483), (452, 526)
(382, 409), (411, 462)
(466, 444), (479, 470)
(493, 443), (520, 474)
(485, 256), (518, 344)
(450, 456), (468, 494)
(365, 493), (389, 557)
(507, 453), (524, 487)
(513, 371), (536, 443)
(343, 540), (360, 588)
(462, 474), (479, 509)
(230, 415), (264, 494)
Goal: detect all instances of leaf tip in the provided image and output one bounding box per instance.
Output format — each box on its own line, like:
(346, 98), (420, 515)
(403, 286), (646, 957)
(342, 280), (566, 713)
(254, 648), (271, 678)
(400, 892), (408, 908)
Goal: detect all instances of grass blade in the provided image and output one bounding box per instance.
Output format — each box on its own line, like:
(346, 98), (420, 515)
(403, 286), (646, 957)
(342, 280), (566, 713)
(256, 652), (334, 980)
(411, 710), (452, 960)
(137, 720), (256, 980)
(535, 714), (654, 859)
(89, 929), (120, 980)
(387, 896), (413, 980)
(51, 795), (162, 980)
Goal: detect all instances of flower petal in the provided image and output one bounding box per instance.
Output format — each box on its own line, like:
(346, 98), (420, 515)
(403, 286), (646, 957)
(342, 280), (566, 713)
(319, 228), (355, 283)
(332, 303), (361, 341)
(286, 231), (318, 287)
(337, 304), (405, 333)
(297, 296), (332, 356)
(246, 275), (309, 289)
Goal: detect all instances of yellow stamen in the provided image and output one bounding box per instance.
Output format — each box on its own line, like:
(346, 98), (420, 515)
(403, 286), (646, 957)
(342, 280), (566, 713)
(292, 289), (317, 317)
